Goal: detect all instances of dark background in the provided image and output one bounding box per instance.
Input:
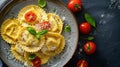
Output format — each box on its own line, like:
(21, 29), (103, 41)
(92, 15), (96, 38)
(2, 0), (120, 67)
(62, 0), (120, 67)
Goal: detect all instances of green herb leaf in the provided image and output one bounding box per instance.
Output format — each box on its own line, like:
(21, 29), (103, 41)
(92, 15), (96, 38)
(65, 25), (71, 32)
(52, 8), (57, 13)
(87, 36), (94, 41)
(28, 54), (36, 61)
(84, 36), (94, 41)
(36, 34), (41, 40)
(38, 0), (47, 8)
(27, 27), (36, 35)
(38, 30), (48, 35)
(85, 13), (96, 27)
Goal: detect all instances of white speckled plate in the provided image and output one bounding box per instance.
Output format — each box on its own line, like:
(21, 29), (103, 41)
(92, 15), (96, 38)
(0, 0), (78, 67)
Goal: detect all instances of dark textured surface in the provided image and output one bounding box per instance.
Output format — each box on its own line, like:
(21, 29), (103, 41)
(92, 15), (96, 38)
(63, 0), (120, 67)
(1, 0), (120, 67)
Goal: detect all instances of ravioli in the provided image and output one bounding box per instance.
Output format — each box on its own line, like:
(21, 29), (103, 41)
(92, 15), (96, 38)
(18, 5), (48, 25)
(1, 19), (22, 44)
(47, 13), (63, 34)
(41, 32), (65, 57)
(18, 28), (45, 52)
(35, 51), (50, 64)
(24, 52), (35, 67)
(1, 4), (65, 66)
(35, 13), (63, 34)
(11, 45), (25, 62)
(24, 51), (50, 66)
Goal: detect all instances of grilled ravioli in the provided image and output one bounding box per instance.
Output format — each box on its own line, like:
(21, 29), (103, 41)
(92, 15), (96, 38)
(1, 19), (22, 44)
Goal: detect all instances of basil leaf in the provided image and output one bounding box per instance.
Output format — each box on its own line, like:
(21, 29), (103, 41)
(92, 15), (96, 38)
(53, 8), (57, 13)
(27, 27), (36, 35)
(87, 36), (94, 41)
(38, 30), (48, 35)
(36, 34), (41, 40)
(38, 0), (47, 8)
(83, 36), (94, 41)
(65, 25), (71, 32)
(85, 13), (96, 27)
(28, 54), (36, 61)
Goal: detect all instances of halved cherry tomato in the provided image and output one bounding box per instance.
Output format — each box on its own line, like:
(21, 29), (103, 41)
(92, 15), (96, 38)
(32, 57), (41, 67)
(35, 21), (51, 30)
(79, 22), (91, 34)
(77, 59), (88, 67)
(24, 11), (37, 22)
(83, 41), (96, 55)
(68, 0), (82, 12)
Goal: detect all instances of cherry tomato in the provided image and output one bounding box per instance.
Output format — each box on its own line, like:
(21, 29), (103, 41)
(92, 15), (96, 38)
(68, 0), (82, 12)
(77, 59), (88, 67)
(83, 41), (96, 55)
(32, 57), (41, 67)
(79, 22), (91, 34)
(24, 11), (37, 22)
(35, 21), (51, 30)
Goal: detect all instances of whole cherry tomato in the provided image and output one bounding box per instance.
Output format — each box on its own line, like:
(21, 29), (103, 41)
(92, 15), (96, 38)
(79, 22), (91, 34)
(68, 0), (82, 12)
(24, 11), (37, 22)
(83, 41), (96, 55)
(77, 59), (88, 67)
(32, 57), (41, 67)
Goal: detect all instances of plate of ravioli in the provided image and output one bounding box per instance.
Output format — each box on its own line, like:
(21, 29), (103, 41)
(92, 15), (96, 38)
(0, 0), (78, 67)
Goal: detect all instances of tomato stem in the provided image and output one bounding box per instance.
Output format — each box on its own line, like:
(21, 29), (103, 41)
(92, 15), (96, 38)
(87, 43), (91, 51)
(74, 4), (80, 9)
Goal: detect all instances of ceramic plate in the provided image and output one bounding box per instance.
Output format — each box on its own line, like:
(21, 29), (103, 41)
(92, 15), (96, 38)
(0, 0), (78, 67)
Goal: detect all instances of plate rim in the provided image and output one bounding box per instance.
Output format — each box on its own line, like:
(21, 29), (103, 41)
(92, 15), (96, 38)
(55, 0), (79, 66)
